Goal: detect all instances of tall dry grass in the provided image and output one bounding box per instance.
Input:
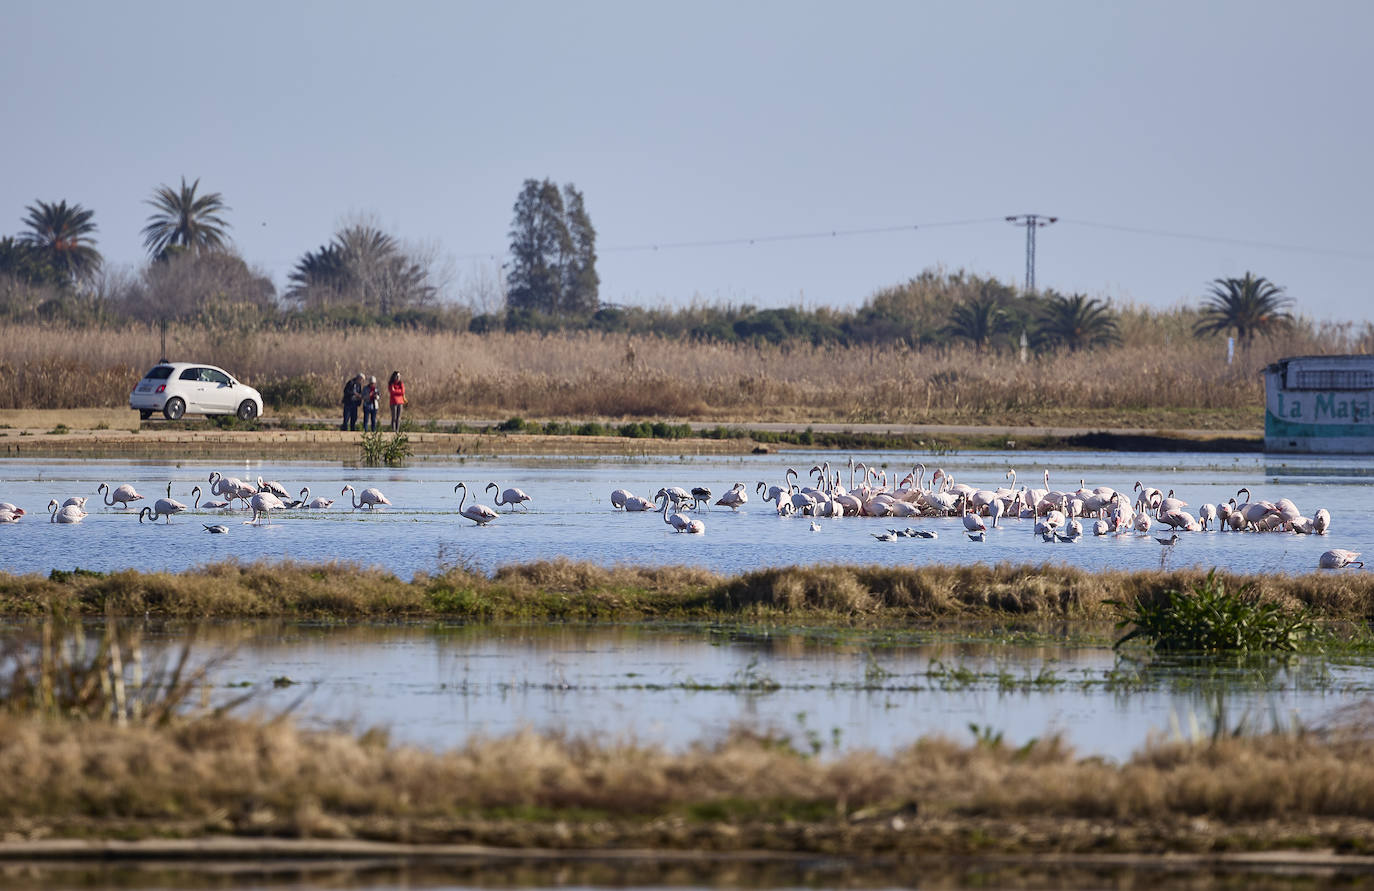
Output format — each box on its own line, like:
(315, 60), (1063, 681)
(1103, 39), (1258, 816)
(2, 321), (1363, 424)
(2, 710), (1374, 851)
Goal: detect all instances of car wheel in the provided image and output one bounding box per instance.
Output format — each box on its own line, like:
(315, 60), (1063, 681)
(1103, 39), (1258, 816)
(237, 400), (258, 421)
(163, 397), (186, 421)
(139, 409), (151, 420)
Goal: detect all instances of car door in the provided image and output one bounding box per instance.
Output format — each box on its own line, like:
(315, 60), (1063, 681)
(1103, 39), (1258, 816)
(200, 367), (235, 412)
(176, 367), (210, 413)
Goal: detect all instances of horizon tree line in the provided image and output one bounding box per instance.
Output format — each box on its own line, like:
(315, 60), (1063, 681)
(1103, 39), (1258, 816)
(0, 182), (1306, 354)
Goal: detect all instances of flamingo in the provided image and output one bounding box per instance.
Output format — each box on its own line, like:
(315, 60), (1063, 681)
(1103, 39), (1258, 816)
(1319, 549), (1363, 569)
(657, 491), (692, 532)
(689, 486), (713, 510)
(454, 483), (498, 525)
(61, 496), (88, 510)
(258, 476), (291, 499)
(342, 485), (391, 510)
(247, 491), (285, 525)
(487, 482), (532, 511)
(191, 485), (231, 509)
(1313, 509), (1331, 535)
(960, 496), (986, 534)
(622, 494), (655, 512)
(0, 505), (23, 523)
(714, 482), (748, 511)
(98, 482), (144, 509)
(299, 487), (334, 509)
(610, 489), (634, 509)
(138, 498), (187, 524)
(48, 499), (86, 524)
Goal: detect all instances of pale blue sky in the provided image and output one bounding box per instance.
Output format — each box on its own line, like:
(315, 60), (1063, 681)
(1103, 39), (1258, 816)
(4, 0), (1372, 319)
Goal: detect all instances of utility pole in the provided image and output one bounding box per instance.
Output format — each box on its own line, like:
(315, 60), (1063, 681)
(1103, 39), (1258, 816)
(1005, 214), (1057, 294)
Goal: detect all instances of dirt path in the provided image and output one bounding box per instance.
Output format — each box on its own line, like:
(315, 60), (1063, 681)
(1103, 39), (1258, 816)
(0, 409), (1262, 459)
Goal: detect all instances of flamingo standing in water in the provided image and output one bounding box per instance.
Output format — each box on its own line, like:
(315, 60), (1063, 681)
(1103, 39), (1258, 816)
(1319, 549), (1362, 569)
(138, 497), (187, 524)
(246, 491), (285, 525)
(454, 483), (498, 525)
(342, 484), (391, 510)
(487, 482), (532, 511)
(98, 482), (144, 509)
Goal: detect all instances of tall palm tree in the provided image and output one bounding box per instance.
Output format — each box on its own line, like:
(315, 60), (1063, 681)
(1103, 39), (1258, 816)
(943, 293), (1010, 352)
(1193, 272), (1293, 347)
(287, 224), (432, 313)
(18, 199), (101, 282)
(1035, 293), (1121, 352)
(141, 177), (231, 259)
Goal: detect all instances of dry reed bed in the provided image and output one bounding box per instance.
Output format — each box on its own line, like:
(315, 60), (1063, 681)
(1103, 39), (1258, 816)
(4, 560), (1372, 622)
(0, 322), (1334, 422)
(2, 712), (1374, 852)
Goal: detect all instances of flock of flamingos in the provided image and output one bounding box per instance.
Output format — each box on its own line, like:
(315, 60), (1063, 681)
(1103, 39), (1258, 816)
(0, 459), (1362, 570)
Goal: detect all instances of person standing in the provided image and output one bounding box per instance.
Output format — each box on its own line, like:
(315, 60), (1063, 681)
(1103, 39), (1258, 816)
(388, 370), (406, 433)
(341, 373), (364, 431)
(362, 375), (380, 432)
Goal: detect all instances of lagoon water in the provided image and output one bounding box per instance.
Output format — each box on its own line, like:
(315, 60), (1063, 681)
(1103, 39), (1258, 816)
(1, 449), (1372, 762)
(0, 449), (1369, 578)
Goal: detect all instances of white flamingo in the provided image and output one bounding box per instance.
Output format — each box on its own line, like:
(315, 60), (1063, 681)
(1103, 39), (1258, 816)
(247, 491), (285, 525)
(1319, 549), (1362, 569)
(622, 494), (655, 512)
(48, 499), (86, 524)
(299, 487), (335, 509)
(454, 483), (498, 525)
(487, 482), (532, 511)
(190, 485), (231, 509)
(98, 482), (144, 509)
(138, 498), (187, 524)
(658, 492), (693, 533)
(0, 504), (24, 523)
(258, 476), (291, 499)
(715, 483), (749, 511)
(610, 489), (634, 509)
(342, 484), (391, 510)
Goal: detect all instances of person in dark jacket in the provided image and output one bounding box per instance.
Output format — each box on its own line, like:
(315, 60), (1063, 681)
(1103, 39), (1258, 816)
(341, 373), (364, 431)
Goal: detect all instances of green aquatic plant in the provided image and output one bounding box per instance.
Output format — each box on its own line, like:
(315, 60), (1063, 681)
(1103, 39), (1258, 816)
(1109, 569), (1322, 654)
(359, 430), (411, 465)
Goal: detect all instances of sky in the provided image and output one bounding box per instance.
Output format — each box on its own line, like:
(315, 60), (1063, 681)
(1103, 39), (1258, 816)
(3, 0), (1373, 320)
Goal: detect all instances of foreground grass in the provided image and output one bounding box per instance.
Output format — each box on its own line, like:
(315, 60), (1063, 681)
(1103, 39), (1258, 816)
(3, 560), (1373, 625)
(2, 712), (1374, 855)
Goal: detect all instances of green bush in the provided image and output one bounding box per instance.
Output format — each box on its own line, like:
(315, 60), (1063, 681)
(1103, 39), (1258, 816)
(1109, 569), (1321, 653)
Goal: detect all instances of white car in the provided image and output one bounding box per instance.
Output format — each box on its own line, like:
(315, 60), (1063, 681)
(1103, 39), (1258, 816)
(129, 362), (265, 421)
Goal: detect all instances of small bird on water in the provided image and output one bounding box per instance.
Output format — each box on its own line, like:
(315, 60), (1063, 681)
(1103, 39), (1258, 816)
(1155, 533), (1180, 546)
(203, 524), (229, 534)
(967, 531), (985, 542)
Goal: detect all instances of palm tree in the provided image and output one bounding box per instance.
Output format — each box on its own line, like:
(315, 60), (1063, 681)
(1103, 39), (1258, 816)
(141, 177), (231, 259)
(1035, 292), (1121, 352)
(287, 224), (432, 313)
(943, 293), (1010, 352)
(18, 199), (101, 282)
(1193, 272), (1293, 347)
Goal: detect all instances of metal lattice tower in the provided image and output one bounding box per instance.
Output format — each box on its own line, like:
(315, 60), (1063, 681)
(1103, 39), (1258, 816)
(1005, 214), (1057, 294)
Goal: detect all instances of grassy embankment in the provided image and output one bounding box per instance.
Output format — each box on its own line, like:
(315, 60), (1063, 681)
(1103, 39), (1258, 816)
(0, 319), (1342, 430)
(4, 560), (1374, 624)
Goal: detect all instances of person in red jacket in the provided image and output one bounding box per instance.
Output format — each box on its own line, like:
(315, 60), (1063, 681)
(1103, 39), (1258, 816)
(388, 370), (406, 432)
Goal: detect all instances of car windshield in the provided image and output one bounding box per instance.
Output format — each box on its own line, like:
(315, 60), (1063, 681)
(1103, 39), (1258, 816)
(143, 366), (174, 381)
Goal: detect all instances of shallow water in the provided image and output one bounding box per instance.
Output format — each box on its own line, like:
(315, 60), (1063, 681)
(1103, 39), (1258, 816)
(127, 621), (1372, 761)
(0, 449), (1368, 577)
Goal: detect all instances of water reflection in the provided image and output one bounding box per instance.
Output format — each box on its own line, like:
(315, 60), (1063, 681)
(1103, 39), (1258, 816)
(108, 621), (1374, 761)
